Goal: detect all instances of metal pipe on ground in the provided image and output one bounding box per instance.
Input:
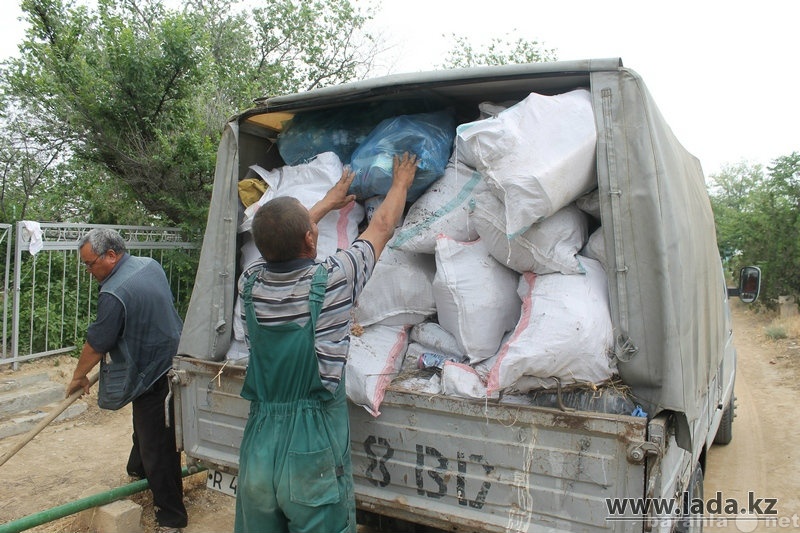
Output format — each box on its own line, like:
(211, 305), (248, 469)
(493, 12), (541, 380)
(0, 465), (207, 533)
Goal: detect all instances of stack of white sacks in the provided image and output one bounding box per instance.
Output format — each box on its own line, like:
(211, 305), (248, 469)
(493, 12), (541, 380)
(231, 88), (615, 417)
(227, 152), (366, 360)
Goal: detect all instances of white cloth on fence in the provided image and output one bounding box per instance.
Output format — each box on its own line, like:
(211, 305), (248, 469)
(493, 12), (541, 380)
(20, 221), (43, 255)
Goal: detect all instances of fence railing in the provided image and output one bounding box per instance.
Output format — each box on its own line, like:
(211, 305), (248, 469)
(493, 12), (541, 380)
(2, 223), (198, 368)
(1, 223), (11, 361)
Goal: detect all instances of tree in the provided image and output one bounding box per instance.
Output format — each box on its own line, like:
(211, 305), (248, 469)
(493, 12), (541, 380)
(2, 0), (378, 229)
(709, 153), (800, 306)
(707, 161), (765, 264)
(759, 152), (800, 300)
(440, 31), (557, 69)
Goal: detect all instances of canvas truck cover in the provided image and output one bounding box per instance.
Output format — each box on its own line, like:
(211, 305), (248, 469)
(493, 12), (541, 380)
(178, 58), (726, 449)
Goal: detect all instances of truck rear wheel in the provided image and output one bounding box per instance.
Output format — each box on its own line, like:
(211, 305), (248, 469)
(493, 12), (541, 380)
(713, 392), (735, 445)
(676, 462), (704, 533)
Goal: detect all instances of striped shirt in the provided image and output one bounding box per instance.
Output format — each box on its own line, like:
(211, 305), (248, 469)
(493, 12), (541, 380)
(237, 239), (376, 393)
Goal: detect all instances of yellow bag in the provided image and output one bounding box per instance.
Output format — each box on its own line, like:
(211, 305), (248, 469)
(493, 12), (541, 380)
(238, 178), (268, 208)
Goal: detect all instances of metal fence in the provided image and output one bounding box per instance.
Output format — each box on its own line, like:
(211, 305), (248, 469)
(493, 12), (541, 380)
(1, 224), (11, 361)
(2, 223), (198, 368)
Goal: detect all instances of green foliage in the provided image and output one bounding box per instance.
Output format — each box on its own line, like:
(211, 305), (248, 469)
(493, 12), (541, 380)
(1, 0), (378, 230)
(12, 245), (199, 356)
(14, 250), (93, 355)
(4, 0), (215, 227)
(439, 32), (557, 69)
(708, 161), (765, 263)
(249, 0), (377, 94)
(709, 153), (800, 307)
(0, 83), (73, 223)
(2, 0), (556, 231)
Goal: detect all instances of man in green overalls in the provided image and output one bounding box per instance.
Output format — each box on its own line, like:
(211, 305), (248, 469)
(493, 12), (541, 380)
(234, 153), (419, 533)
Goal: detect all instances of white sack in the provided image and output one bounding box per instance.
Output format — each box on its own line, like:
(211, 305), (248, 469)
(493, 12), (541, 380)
(456, 88), (597, 237)
(346, 325), (409, 417)
(581, 229), (607, 270)
(229, 234), (264, 358)
(225, 338), (249, 362)
(440, 362), (496, 399)
(576, 188), (601, 219)
(471, 188), (588, 274)
(364, 195), (383, 222)
(392, 372), (442, 394)
(433, 236), (520, 364)
(239, 152), (365, 260)
(231, 295), (246, 343)
(486, 258), (615, 395)
(390, 159), (485, 253)
(238, 233), (263, 270)
(363, 195), (405, 227)
(354, 245), (436, 327)
(475, 101), (512, 119)
(409, 321), (464, 360)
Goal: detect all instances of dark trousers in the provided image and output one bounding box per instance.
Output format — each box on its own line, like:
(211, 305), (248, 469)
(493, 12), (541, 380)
(126, 374), (188, 528)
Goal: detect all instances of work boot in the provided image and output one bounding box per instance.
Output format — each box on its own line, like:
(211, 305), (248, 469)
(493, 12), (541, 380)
(126, 470), (145, 482)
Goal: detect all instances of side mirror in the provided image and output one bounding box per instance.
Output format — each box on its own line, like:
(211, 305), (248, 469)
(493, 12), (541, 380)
(738, 266), (761, 303)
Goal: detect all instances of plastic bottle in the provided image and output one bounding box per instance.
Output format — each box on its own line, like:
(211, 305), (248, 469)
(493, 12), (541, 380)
(417, 352), (465, 370)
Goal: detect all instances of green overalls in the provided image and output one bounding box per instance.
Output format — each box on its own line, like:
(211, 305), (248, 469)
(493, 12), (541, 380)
(234, 265), (355, 533)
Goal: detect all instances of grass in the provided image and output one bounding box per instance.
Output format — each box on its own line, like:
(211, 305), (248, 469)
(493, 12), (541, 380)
(765, 314), (800, 341)
(765, 325), (788, 340)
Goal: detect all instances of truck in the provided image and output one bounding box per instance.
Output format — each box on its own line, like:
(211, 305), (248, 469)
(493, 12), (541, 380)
(170, 58), (760, 532)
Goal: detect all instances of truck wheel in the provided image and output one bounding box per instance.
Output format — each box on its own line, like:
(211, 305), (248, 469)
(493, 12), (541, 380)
(676, 462), (704, 533)
(713, 393), (735, 445)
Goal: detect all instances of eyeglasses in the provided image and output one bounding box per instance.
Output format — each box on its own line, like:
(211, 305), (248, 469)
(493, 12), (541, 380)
(83, 253), (105, 270)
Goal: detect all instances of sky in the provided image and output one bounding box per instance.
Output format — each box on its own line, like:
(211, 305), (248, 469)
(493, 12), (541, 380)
(1, 0), (797, 177)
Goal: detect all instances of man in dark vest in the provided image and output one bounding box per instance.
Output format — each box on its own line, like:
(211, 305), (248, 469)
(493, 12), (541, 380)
(67, 228), (187, 533)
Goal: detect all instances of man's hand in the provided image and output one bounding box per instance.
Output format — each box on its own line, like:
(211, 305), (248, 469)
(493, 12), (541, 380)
(66, 376), (92, 397)
(358, 152), (420, 259)
(66, 342), (103, 398)
(390, 152), (419, 192)
(309, 167), (357, 224)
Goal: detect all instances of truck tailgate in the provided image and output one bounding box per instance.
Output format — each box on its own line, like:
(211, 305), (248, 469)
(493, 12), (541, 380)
(352, 388), (646, 533)
(172, 357), (647, 532)
(172, 357), (248, 473)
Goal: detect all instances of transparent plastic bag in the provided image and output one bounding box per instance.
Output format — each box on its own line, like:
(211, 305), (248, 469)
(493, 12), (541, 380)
(277, 101), (428, 166)
(349, 109), (456, 202)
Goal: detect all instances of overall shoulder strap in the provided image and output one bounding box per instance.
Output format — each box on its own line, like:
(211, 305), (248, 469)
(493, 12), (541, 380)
(242, 271), (258, 308)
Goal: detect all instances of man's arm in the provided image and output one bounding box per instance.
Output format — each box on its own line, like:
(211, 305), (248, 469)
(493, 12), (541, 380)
(66, 342), (103, 397)
(308, 167), (357, 225)
(359, 152), (419, 259)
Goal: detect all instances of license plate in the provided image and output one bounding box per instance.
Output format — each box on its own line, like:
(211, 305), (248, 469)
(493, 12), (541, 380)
(206, 469), (238, 497)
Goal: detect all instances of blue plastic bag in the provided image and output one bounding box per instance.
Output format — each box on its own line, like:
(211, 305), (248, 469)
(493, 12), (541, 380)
(348, 109), (456, 203)
(277, 101), (430, 166)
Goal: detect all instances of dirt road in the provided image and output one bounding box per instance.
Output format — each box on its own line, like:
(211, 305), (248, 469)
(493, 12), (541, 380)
(0, 303), (798, 532)
(704, 303), (800, 532)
